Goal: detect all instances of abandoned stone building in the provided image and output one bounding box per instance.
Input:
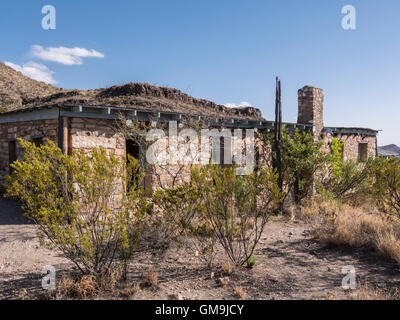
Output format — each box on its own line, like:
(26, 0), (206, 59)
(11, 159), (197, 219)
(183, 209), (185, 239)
(0, 85), (379, 191)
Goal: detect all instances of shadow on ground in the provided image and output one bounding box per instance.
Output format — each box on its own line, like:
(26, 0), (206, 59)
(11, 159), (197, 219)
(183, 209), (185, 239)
(0, 196), (32, 225)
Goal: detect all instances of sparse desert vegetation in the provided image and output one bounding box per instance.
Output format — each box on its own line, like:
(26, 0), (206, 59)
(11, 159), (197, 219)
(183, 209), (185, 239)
(2, 132), (400, 300)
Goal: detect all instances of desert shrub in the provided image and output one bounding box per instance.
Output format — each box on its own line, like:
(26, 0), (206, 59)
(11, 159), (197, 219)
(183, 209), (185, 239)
(151, 165), (280, 267)
(281, 129), (329, 204)
(259, 128), (329, 206)
(330, 159), (374, 200)
(188, 165), (281, 267)
(320, 144), (378, 203)
(372, 158), (400, 216)
(5, 139), (151, 280)
(246, 255), (256, 268)
(152, 182), (217, 265)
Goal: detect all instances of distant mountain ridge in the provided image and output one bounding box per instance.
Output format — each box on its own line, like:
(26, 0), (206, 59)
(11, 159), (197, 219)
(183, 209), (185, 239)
(0, 62), (263, 120)
(0, 62), (63, 113)
(378, 144), (400, 159)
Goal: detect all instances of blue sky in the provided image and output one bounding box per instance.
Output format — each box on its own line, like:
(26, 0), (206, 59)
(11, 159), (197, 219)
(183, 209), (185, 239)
(0, 0), (398, 145)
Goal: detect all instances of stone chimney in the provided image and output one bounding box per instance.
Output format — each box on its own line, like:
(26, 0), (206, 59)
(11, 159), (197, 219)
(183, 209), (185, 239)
(297, 86), (324, 137)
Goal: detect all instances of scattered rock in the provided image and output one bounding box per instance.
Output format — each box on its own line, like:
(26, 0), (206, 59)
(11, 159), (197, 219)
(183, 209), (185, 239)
(168, 294), (184, 300)
(302, 230), (311, 237)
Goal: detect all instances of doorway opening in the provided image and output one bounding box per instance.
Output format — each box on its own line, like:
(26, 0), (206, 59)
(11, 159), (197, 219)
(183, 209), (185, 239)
(126, 139), (142, 190)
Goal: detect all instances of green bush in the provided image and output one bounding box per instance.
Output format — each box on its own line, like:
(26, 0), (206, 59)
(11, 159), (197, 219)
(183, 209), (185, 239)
(321, 158), (377, 201)
(372, 158), (400, 215)
(189, 165), (281, 267)
(151, 182), (217, 265)
(151, 164), (280, 267)
(318, 137), (379, 202)
(247, 255), (256, 268)
(259, 128), (329, 205)
(5, 139), (151, 280)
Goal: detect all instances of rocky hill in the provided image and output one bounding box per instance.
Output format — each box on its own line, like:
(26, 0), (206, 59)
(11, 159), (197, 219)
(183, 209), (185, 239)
(378, 144), (400, 159)
(0, 62), (63, 113)
(0, 62), (263, 120)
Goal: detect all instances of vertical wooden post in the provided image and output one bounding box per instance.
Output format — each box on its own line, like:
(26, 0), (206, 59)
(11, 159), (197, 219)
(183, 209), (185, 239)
(63, 117), (69, 155)
(274, 77), (283, 209)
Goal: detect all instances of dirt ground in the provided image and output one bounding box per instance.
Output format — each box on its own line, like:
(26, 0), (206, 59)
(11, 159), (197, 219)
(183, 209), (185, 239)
(1, 196), (400, 300)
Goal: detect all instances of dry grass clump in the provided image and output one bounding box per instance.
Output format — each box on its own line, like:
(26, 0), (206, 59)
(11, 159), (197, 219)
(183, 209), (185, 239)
(56, 269), (125, 299)
(119, 284), (139, 298)
(57, 274), (99, 299)
(297, 198), (340, 222)
(142, 270), (158, 288)
(315, 208), (382, 247)
(217, 277), (229, 287)
(327, 283), (399, 300)
(17, 288), (30, 300)
(75, 274), (98, 299)
(56, 271), (143, 300)
(57, 276), (76, 298)
(353, 283), (399, 300)
(375, 231), (400, 265)
(233, 286), (247, 299)
(310, 201), (400, 265)
(221, 260), (234, 276)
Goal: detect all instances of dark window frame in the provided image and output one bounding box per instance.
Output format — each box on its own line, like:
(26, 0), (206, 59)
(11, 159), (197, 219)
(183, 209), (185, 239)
(8, 140), (17, 173)
(358, 142), (368, 162)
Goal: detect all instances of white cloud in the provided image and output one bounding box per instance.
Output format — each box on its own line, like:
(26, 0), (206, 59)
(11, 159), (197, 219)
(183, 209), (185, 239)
(5, 61), (57, 85)
(224, 101), (253, 108)
(31, 45), (105, 65)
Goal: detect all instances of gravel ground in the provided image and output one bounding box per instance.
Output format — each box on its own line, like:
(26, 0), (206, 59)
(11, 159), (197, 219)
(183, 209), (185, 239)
(1, 196), (400, 300)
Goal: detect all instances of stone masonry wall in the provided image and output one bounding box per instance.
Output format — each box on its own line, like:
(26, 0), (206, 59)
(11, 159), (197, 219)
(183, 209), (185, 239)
(298, 86), (324, 137)
(68, 118), (196, 193)
(322, 133), (377, 161)
(0, 119), (59, 179)
(69, 118), (125, 156)
(0, 115), (378, 193)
